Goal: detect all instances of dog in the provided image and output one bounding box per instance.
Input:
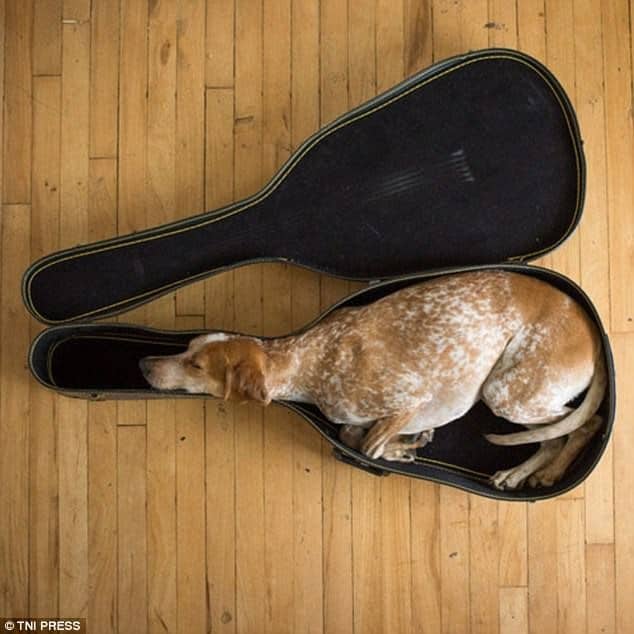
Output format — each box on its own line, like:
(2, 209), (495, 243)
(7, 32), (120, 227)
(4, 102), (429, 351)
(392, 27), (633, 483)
(139, 271), (606, 490)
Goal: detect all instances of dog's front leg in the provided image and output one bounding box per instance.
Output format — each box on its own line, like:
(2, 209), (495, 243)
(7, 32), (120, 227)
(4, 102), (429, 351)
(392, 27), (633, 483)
(360, 410), (418, 460)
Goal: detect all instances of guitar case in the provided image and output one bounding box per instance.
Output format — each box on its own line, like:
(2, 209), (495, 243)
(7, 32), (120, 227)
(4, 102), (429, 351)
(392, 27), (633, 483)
(23, 49), (615, 501)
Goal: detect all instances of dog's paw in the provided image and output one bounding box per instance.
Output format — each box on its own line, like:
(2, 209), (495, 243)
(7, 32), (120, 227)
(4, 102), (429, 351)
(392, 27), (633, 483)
(490, 468), (528, 491)
(527, 467), (560, 488)
(381, 447), (417, 463)
(408, 429), (435, 448)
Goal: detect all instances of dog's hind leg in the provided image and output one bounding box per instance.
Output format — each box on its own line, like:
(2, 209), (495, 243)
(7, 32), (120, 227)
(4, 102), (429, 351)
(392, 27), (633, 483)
(490, 437), (566, 490)
(528, 415), (603, 488)
(339, 425), (433, 462)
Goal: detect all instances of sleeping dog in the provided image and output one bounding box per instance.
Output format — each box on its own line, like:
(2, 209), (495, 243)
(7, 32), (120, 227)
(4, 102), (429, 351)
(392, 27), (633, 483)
(139, 271), (605, 490)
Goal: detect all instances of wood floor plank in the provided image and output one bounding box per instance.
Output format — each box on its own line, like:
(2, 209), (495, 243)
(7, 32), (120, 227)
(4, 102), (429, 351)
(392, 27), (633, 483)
(517, 0), (546, 63)
(117, 426), (148, 634)
(90, 0), (120, 158)
(57, 396), (88, 618)
(603, 0), (634, 332)
(486, 0), (517, 48)
(556, 499), (586, 634)
(88, 158), (117, 242)
(0, 0), (4, 200)
(60, 21), (90, 247)
(586, 543), (615, 634)
(404, 0), (433, 76)
(33, 0), (62, 76)
(351, 471), (383, 634)
(469, 496), (499, 634)
(439, 487), (470, 634)
(380, 477), (413, 634)
(175, 386), (207, 634)
(204, 86), (238, 634)
(3, 0), (33, 203)
(320, 0), (349, 125)
(432, 0), (488, 61)
(147, 0), (177, 227)
(528, 499), (558, 634)
(118, 0), (148, 236)
(63, 0), (90, 21)
(206, 0), (234, 87)
(613, 334), (634, 634)
(498, 502), (527, 587)
(411, 483), (442, 634)
(499, 587), (528, 634)
(87, 402), (117, 634)
(29, 76), (61, 617)
(0, 207), (31, 617)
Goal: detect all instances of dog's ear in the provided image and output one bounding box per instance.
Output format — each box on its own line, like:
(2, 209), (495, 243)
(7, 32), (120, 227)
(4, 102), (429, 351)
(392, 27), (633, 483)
(222, 341), (270, 405)
(229, 360), (270, 404)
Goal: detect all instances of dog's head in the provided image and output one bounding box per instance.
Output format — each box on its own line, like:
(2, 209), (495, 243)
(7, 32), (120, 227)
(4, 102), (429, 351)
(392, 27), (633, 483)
(139, 334), (271, 404)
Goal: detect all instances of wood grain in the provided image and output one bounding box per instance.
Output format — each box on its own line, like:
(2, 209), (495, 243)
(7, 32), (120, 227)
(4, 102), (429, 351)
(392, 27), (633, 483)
(90, 0), (119, 157)
(29, 76), (61, 617)
(3, 0), (32, 203)
(614, 334), (634, 634)
(33, 0), (62, 76)
(0, 207), (31, 617)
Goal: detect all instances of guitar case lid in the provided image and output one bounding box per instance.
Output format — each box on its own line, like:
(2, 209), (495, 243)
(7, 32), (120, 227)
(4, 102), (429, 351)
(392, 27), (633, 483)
(23, 48), (584, 324)
(24, 49), (614, 501)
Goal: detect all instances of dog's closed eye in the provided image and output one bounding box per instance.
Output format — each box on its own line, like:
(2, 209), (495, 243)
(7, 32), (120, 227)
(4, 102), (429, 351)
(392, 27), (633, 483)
(190, 360), (203, 370)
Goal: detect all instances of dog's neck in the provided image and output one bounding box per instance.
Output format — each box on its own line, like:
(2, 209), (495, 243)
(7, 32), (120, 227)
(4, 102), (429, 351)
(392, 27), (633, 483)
(260, 336), (314, 402)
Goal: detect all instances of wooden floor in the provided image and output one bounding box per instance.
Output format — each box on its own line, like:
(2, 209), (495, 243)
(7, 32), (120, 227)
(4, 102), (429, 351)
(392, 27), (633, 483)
(1, 1), (633, 632)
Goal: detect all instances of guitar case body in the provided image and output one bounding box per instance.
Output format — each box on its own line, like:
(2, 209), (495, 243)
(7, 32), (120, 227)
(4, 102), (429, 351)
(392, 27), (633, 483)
(24, 49), (615, 501)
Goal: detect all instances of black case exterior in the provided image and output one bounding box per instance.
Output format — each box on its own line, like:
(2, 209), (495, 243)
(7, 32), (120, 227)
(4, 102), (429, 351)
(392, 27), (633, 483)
(23, 49), (584, 323)
(24, 49), (615, 501)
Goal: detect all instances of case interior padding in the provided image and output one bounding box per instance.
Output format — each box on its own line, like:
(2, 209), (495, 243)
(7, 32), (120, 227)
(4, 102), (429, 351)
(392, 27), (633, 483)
(29, 265), (614, 501)
(23, 49), (584, 324)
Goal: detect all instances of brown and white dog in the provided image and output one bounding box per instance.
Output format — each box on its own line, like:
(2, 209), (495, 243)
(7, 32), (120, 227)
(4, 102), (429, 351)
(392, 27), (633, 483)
(140, 271), (606, 490)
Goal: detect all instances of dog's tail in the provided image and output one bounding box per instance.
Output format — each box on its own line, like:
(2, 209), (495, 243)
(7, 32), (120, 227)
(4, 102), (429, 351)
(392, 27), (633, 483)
(485, 353), (607, 446)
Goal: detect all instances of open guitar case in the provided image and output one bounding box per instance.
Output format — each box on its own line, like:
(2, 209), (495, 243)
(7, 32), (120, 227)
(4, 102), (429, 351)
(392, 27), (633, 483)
(23, 49), (615, 501)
